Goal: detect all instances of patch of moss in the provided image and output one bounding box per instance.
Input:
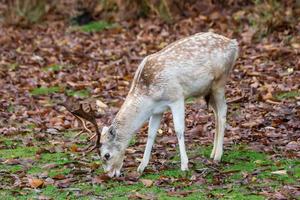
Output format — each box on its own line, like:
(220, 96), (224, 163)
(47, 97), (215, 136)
(162, 169), (190, 178)
(0, 190), (18, 200)
(79, 21), (117, 32)
(128, 137), (137, 146)
(27, 166), (44, 174)
(65, 131), (88, 140)
(40, 152), (71, 165)
(66, 89), (90, 98)
(30, 86), (62, 96)
(0, 147), (38, 159)
(43, 64), (63, 72)
(274, 90), (300, 100)
(41, 185), (69, 199)
(0, 164), (23, 173)
(209, 187), (265, 200)
(48, 168), (72, 177)
(186, 97), (197, 104)
(7, 104), (14, 113)
(9, 63), (19, 71)
(143, 173), (161, 180)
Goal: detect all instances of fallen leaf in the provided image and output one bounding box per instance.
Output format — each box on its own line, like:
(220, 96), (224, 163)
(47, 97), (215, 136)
(186, 125), (203, 136)
(96, 100), (108, 108)
(28, 178), (44, 188)
(42, 163), (58, 169)
(128, 192), (154, 200)
(70, 144), (79, 152)
(3, 159), (21, 165)
(52, 174), (66, 180)
(158, 136), (177, 144)
(167, 190), (198, 197)
(286, 141), (300, 151)
(271, 170), (287, 175)
(262, 92), (273, 100)
(37, 195), (51, 200)
(55, 178), (73, 188)
(90, 162), (101, 170)
(92, 174), (111, 184)
(140, 179), (153, 187)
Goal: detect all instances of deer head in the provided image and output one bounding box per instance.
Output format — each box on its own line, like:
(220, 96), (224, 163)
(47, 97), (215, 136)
(99, 125), (126, 177)
(61, 98), (126, 177)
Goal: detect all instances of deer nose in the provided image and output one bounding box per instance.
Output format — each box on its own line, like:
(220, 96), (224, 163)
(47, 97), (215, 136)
(104, 153), (110, 160)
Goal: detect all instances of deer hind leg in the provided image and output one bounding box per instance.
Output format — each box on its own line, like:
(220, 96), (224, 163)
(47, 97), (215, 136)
(208, 94), (219, 159)
(170, 98), (189, 171)
(137, 113), (163, 174)
(210, 87), (227, 161)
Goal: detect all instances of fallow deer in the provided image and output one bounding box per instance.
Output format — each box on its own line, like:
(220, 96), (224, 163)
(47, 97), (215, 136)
(66, 32), (239, 177)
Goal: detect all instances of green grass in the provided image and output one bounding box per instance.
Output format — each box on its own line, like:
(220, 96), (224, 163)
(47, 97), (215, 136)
(31, 87), (91, 98)
(78, 21), (117, 33)
(40, 152), (71, 165)
(0, 138), (16, 147)
(7, 104), (14, 113)
(0, 185), (70, 200)
(64, 131), (89, 143)
(128, 137), (137, 146)
(186, 97), (197, 104)
(208, 187), (265, 200)
(66, 89), (90, 98)
(1, 138), (299, 199)
(0, 146), (38, 159)
(41, 185), (70, 199)
(30, 86), (62, 96)
(4, 63), (19, 71)
(48, 168), (72, 177)
(30, 86), (90, 101)
(274, 90), (300, 100)
(0, 164), (23, 173)
(43, 64), (63, 72)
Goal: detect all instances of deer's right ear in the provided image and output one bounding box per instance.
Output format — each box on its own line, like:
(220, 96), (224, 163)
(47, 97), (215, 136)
(101, 126), (109, 136)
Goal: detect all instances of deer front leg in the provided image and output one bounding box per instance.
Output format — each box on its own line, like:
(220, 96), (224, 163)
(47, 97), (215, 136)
(170, 99), (189, 171)
(137, 113), (163, 174)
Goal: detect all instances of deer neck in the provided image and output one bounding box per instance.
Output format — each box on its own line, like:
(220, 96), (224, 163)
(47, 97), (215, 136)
(112, 93), (153, 146)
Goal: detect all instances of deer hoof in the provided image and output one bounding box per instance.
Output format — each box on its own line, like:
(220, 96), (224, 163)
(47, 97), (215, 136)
(181, 164), (189, 171)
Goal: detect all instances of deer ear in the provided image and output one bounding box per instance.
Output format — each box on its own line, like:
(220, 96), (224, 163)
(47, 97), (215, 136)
(101, 126), (109, 136)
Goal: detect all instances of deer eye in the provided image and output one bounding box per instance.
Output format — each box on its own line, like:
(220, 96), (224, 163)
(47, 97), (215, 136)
(108, 127), (116, 139)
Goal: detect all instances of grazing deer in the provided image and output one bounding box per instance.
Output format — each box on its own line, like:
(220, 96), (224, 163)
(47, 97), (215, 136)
(65, 32), (239, 177)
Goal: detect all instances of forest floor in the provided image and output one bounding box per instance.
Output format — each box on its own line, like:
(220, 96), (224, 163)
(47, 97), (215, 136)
(0, 1), (299, 199)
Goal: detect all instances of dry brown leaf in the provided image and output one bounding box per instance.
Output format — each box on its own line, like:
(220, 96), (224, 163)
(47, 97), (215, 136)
(286, 141), (300, 151)
(3, 158), (21, 165)
(52, 174), (66, 180)
(140, 179), (153, 187)
(241, 121), (257, 128)
(262, 92), (273, 100)
(28, 178), (44, 188)
(128, 192), (154, 200)
(70, 144), (79, 152)
(92, 174), (111, 184)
